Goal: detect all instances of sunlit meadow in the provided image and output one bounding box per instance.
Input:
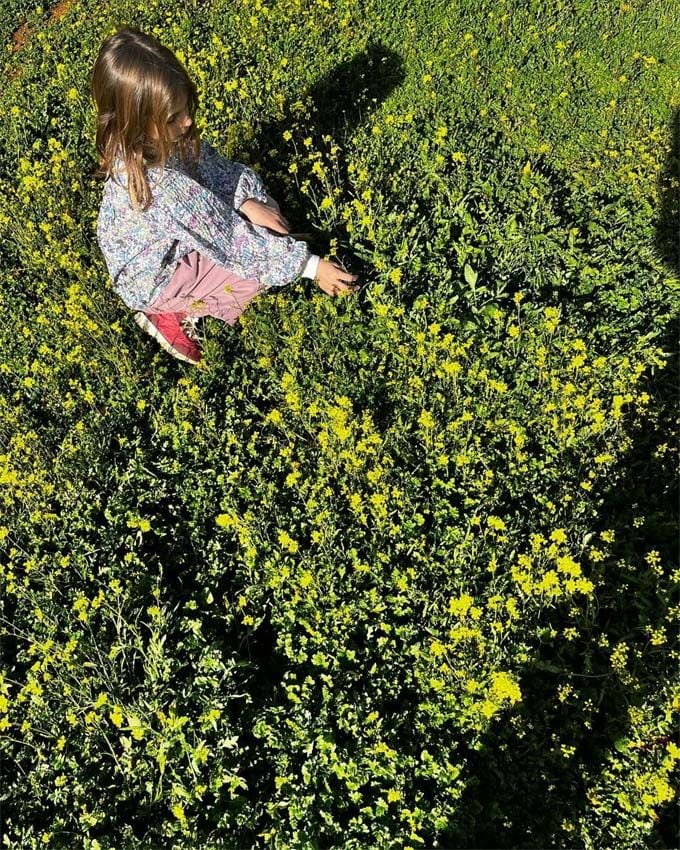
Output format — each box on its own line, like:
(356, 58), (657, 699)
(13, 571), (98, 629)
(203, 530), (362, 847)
(0, 0), (678, 847)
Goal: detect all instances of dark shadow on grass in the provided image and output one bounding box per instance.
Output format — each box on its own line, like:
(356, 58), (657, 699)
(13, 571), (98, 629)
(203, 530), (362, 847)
(242, 41), (405, 304)
(440, 109), (680, 850)
(447, 324), (678, 849)
(197, 42), (406, 405)
(654, 109), (680, 275)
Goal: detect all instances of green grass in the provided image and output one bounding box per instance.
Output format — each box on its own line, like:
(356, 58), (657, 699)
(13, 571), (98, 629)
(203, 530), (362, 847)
(0, 0), (678, 847)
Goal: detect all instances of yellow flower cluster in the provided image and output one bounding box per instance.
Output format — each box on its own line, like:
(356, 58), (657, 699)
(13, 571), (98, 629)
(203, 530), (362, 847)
(509, 532), (595, 604)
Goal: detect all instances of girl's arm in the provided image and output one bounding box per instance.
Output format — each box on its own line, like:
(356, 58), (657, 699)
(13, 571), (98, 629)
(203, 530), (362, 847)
(239, 197), (291, 234)
(153, 165), (312, 289)
(188, 139), (321, 281)
(198, 140), (298, 237)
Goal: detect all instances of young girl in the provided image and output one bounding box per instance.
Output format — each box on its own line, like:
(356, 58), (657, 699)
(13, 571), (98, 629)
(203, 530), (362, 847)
(91, 26), (359, 365)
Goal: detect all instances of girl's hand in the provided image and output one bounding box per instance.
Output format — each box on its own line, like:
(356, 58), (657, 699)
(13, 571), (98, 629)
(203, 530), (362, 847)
(315, 258), (360, 296)
(240, 199), (360, 295)
(238, 197), (291, 234)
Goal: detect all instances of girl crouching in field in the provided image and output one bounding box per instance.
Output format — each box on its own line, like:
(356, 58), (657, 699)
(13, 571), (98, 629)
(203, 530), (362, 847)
(91, 25), (359, 365)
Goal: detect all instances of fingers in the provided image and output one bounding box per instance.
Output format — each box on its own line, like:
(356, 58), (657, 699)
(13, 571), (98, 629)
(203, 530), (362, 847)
(314, 258), (360, 295)
(337, 272), (360, 291)
(332, 262), (358, 280)
(331, 279), (359, 295)
(316, 278), (358, 296)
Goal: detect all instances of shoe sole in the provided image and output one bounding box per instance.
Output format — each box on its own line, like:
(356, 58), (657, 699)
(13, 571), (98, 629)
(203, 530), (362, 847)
(134, 312), (202, 364)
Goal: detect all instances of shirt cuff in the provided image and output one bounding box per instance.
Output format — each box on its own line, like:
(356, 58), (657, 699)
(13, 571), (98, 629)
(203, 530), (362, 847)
(300, 254), (320, 280)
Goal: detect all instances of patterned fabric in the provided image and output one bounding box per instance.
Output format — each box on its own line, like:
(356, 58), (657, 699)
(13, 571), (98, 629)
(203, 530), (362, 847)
(96, 138), (312, 310)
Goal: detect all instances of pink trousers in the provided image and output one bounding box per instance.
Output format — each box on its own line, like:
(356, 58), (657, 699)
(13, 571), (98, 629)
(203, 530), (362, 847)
(144, 250), (267, 325)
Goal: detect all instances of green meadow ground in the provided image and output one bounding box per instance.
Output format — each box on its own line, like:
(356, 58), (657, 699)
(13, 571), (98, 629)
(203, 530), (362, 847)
(0, 0), (678, 847)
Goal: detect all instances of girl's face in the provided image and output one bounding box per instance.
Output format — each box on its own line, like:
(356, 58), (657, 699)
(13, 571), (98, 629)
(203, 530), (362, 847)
(166, 94), (192, 142)
(146, 93), (192, 143)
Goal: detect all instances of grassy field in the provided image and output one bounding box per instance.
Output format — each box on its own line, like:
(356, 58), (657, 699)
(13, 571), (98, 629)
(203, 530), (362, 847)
(0, 0), (678, 847)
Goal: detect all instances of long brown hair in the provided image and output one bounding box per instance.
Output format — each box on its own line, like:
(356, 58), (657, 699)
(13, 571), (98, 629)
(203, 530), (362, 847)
(90, 26), (201, 212)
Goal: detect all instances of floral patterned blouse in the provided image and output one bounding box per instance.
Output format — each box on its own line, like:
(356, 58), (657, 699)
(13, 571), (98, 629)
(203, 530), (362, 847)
(96, 138), (318, 311)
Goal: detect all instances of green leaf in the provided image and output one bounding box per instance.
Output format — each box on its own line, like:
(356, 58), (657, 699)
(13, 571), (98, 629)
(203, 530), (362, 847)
(614, 738), (631, 754)
(464, 263), (478, 286)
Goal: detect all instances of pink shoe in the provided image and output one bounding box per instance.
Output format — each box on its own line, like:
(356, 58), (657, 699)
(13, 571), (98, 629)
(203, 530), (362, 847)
(134, 311), (202, 364)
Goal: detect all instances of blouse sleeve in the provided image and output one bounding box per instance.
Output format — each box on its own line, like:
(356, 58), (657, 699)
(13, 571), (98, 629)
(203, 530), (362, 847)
(197, 138), (270, 211)
(149, 165), (311, 289)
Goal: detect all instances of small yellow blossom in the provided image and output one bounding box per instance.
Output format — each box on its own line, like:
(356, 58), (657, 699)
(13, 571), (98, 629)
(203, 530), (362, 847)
(449, 594), (474, 618)
(109, 706), (124, 728)
(418, 409), (435, 429)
